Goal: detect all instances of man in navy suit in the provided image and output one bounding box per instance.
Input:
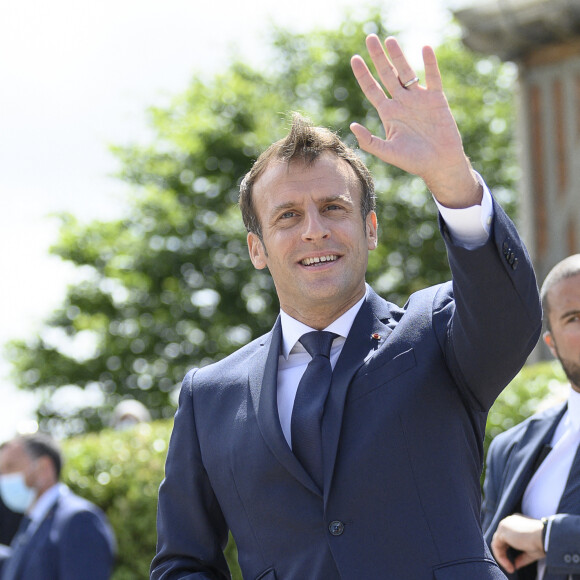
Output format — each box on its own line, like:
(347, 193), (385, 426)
(0, 433), (116, 580)
(151, 34), (542, 579)
(483, 254), (580, 580)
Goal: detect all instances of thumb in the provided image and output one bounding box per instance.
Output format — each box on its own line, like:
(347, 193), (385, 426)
(350, 123), (388, 159)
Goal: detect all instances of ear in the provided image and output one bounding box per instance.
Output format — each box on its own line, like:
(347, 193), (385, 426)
(543, 330), (557, 359)
(366, 211), (378, 250)
(247, 232), (267, 270)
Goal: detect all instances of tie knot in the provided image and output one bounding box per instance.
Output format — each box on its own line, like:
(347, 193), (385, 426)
(299, 331), (337, 359)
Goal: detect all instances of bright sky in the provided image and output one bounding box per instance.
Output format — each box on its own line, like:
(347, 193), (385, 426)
(0, 0), (471, 440)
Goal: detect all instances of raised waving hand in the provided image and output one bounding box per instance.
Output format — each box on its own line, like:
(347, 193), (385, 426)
(351, 34), (482, 208)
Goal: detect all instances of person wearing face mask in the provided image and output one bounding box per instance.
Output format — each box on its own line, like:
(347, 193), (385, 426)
(0, 433), (116, 580)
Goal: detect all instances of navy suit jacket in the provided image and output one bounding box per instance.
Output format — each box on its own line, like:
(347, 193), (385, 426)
(483, 402), (580, 580)
(0, 486), (116, 580)
(152, 200), (542, 580)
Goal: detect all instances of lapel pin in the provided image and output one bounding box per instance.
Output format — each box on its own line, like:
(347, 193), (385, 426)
(371, 333), (381, 340)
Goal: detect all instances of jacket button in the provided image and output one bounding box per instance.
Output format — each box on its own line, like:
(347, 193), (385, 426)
(564, 554), (572, 564)
(328, 520), (344, 536)
(573, 554), (580, 564)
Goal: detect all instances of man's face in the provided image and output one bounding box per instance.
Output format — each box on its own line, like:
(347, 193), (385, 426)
(247, 153), (377, 325)
(544, 273), (580, 391)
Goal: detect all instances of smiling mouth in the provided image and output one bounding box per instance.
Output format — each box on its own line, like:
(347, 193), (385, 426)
(301, 255), (338, 266)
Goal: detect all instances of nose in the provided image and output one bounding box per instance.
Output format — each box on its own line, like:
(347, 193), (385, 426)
(301, 209), (330, 242)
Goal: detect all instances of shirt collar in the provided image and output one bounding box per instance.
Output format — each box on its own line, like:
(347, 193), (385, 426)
(279, 287), (367, 359)
(29, 482), (67, 524)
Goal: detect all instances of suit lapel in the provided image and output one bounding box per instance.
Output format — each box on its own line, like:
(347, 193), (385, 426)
(490, 404), (566, 532)
(248, 318), (321, 496)
(249, 291), (396, 498)
(4, 501), (57, 580)
(322, 289), (394, 502)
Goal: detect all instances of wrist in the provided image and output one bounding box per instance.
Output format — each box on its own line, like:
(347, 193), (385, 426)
(426, 165), (482, 209)
(541, 517), (550, 553)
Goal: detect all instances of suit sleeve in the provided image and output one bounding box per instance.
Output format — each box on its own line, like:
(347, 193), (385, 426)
(544, 514), (580, 574)
(440, 196), (542, 411)
(151, 370), (230, 580)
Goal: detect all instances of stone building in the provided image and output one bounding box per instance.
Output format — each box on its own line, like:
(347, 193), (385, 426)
(455, 0), (580, 288)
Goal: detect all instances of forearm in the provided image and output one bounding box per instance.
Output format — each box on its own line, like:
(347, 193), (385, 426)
(442, 196), (541, 410)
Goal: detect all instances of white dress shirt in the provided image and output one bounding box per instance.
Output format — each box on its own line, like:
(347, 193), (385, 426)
(277, 179), (494, 446)
(522, 387), (580, 580)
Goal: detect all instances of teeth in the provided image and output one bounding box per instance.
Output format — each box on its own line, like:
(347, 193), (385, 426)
(302, 255), (337, 266)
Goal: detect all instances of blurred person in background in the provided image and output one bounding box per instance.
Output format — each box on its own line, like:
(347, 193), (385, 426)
(483, 254), (580, 579)
(0, 433), (116, 580)
(111, 399), (151, 430)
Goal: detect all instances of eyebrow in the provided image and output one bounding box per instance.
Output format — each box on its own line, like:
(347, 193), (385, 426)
(270, 194), (351, 215)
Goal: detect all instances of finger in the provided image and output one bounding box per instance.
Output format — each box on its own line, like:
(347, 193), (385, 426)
(491, 537), (515, 573)
(350, 123), (376, 151)
(364, 34), (401, 97)
(384, 36), (419, 90)
(422, 45), (443, 92)
(350, 123), (390, 159)
(350, 55), (389, 112)
(514, 553), (536, 571)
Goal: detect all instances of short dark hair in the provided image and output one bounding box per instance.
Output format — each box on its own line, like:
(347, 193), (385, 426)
(540, 254), (580, 330)
(239, 113), (376, 239)
(18, 433), (63, 480)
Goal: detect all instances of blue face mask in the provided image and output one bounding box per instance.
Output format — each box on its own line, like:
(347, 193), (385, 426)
(0, 472), (36, 513)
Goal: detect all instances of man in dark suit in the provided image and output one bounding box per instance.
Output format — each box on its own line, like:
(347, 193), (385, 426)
(483, 254), (580, 580)
(0, 433), (116, 580)
(151, 34), (542, 579)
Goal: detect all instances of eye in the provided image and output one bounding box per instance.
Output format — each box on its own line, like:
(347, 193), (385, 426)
(280, 211), (297, 219)
(564, 314), (580, 325)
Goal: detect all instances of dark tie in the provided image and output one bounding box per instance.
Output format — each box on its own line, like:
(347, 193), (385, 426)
(291, 331), (337, 490)
(557, 440), (580, 514)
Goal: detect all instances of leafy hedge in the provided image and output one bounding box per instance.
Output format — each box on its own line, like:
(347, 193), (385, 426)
(61, 361), (567, 578)
(484, 360), (568, 453)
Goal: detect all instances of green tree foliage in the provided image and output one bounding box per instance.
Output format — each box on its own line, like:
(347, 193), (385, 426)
(6, 6), (519, 433)
(485, 360), (569, 452)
